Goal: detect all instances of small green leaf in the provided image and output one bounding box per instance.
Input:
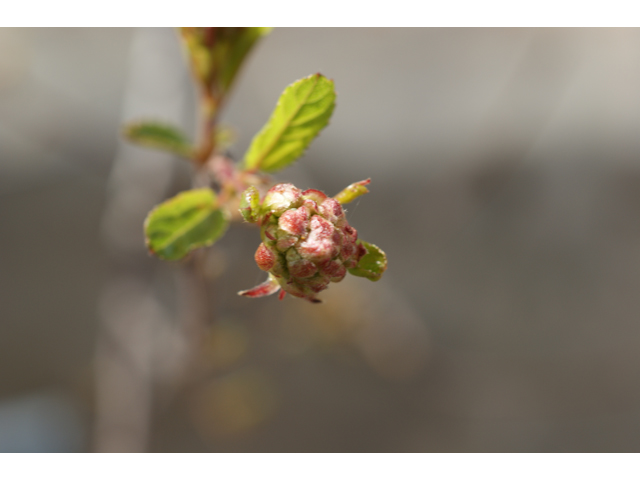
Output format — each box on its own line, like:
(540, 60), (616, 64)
(180, 27), (271, 94)
(243, 73), (336, 173)
(124, 121), (194, 159)
(239, 186), (260, 223)
(145, 189), (228, 261)
(219, 27), (272, 94)
(334, 179), (371, 204)
(348, 240), (387, 282)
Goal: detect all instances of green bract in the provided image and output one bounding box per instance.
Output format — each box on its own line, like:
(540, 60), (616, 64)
(334, 179), (371, 204)
(347, 240), (388, 281)
(123, 121), (194, 159)
(243, 73), (336, 173)
(239, 186), (260, 223)
(145, 188), (229, 261)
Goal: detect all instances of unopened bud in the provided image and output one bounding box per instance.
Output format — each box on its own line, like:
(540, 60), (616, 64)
(239, 181), (386, 303)
(262, 183), (302, 216)
(254, 242), (275, 271)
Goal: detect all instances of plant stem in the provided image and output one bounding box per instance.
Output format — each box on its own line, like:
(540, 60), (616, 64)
(196, 91), (218, 165)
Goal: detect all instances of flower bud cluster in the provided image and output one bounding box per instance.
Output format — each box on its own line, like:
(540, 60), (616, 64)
(254, 183), (366, 302)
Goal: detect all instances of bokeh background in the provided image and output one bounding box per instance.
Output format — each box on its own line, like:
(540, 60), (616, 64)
(2, 28), (640, 452)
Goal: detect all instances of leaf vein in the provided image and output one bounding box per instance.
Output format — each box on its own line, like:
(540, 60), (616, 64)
(251, 75), (322, 169)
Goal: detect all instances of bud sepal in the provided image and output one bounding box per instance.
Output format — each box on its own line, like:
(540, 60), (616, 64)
(238, 273), (281, 298)
(346, 240), (387, 281)
(239, 185), (261, 223)
(333, 178), (371, 204)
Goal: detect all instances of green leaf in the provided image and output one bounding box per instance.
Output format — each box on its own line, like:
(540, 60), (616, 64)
(145, 189), (228, 261)
(180, 27), (271, 94)
(239, 186), (260, 223)
(334, 179), (371, 204)
(123, 121), (194, 159)
(219, 27), (272, 94)
(243, 73), (336, 173)
(348, 241), (387, 282)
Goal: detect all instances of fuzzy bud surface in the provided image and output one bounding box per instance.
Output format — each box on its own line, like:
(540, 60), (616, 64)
(253, 183), (366, 302)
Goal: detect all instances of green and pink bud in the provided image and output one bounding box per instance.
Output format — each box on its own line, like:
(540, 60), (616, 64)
(238, 181), (387, 303)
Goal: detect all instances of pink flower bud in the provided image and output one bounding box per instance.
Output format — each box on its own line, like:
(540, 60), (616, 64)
(262, 183), (302, 216)
(254, 243), (275, 271)
(298, 216), (338, 262)
(301, 189), (327, 204)
(286, 248), (318, 278)
(278, 206), (308, 236)
(276, 235), (298, 252)
(320, 259), (347, 282)
(242, 182), (383, 303)
(318, 198), (343, 223)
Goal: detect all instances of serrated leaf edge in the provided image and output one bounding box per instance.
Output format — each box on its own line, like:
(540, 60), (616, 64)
(144, 189), (229, 259)
(244, 73), (335, 173)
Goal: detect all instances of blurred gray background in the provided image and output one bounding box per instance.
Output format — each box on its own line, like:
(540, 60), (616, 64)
(2, 28), (640, 452)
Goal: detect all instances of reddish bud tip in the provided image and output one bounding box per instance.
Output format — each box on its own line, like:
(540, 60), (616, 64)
(299, 216), (338, 262)
(319, 198), (343, 222)
(255, 243), (275, 271)
(302, 189), (327, 204)
(238, 276), (281, 298)
(278, 206), (308, 236)
(309, 215), (334, 240)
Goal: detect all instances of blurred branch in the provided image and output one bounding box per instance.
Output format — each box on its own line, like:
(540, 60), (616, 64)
(95, 28), (191, 453)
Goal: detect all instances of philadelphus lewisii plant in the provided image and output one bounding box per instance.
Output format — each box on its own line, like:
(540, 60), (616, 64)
(238, 180), (387, 303)
(130, 32), (386, 306)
